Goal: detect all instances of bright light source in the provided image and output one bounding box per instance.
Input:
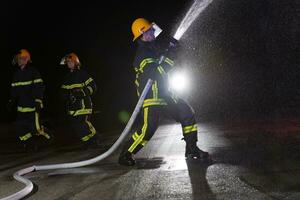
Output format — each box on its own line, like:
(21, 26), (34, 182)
(169, 71), (190, 93)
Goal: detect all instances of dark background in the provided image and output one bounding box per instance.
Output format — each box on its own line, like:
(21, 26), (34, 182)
(1, 0), (299, 133)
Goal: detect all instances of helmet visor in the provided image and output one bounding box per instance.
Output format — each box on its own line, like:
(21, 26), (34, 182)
(152, 23), (163, 38)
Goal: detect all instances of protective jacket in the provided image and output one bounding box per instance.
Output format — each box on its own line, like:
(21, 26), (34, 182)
(61, 69), (97, 116)
(11, 65), (45, 112)
(133, 40), (176, 107)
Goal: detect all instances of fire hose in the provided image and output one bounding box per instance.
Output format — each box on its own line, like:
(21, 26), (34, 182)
(1, 79), (153, 200)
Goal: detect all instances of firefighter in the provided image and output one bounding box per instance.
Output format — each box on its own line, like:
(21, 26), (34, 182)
(118, 18), (210, 166)
(9, 49), (51, 150)
(60, 52), (100, 148)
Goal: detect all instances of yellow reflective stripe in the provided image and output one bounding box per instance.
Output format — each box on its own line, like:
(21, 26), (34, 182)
(132, 132), (139, 141)
(61, 78), (93, 90)
(87, 86), (93, 94)
(85, 78), (93, 85)
(82, 136), (89, 141)
(35, 99), (42, 104)
(68, 109), (92, 116)
(12, 80), (33, 87)
(81, 117), (96, 142)
(164, 57), (174, 66)
(157, 66), (164, 74)
(11, 79), (43, 87)
(19, 133), (33, 141)
(86, 118), (96, 135)
(35, 112), (41, 131)
(183, 124), (198, 134)
(135, 79), (139, 87)
(36, 126), (51, 139)
(61, 83), (85, 89)
(157, 65), (166, 75)
(139, 58), (156, 72)
(81, 99), (85, 109)
(39, 129), (51, 139)
(81, 131), (96, 142)
(17, 107), (35, 112)
(128, 107), (148, 153)
(151, 81), (158, 99)
(34, 112), (50, 139)
(152, 84), (155, 98)
(33, 78), (43, 83)
(35, 99), (43, 109)
(143, 98), (167, 108)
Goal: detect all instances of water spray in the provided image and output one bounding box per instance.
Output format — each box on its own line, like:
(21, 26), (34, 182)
(174, 0), (213, 41)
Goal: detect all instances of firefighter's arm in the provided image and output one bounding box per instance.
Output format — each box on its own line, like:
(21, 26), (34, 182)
(10, 80), (18, 102)
(32, 70), (45, 100)
(31, 70), (45, 110)
(158, 36), (178, 73)
(7, 84), (17, 112)
(69, 79), (96, 99)
(140, 61), (160, 80)
(82, 72), (97, 96)
(8, 75), (19, 112)
(158, 56), (175, 74)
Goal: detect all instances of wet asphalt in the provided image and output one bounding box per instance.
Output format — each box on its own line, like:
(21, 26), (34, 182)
(0, 120), (300, 200)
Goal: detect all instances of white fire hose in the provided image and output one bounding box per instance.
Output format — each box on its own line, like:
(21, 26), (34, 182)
(1, 79), (153, 200)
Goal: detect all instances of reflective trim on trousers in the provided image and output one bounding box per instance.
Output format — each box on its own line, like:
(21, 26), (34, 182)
(81, 116), (96, 142)
(35, 112), (51, 139)
(19, 133), (32, 141)
(128, 107), (149, 153)
(183, 124), (198, 134)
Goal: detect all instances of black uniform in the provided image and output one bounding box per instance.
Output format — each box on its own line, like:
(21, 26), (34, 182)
(61, 68), (97, 143)
(10, 65), (51, 145)
(121, 40), (200, 157)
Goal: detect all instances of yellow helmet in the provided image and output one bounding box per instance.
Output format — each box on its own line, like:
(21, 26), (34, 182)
(131, 18), (153, 41)
(12, 49), (31, 65)
(60, 53), (81, 67)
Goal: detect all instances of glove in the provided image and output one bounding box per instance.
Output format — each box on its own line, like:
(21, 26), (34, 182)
(71, 88), (86, 98)
(168, 37), (179, 50)
(159, 37), (179, 64)
(35, 99), (43, 112)
(7, 99), (16, 112)
(166, 37), (179, 59)
(68, 93), (77, 104)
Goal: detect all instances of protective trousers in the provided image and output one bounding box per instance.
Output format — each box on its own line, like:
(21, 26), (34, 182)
(17, 111), (51, 143)
(68, 115), (97, 142)
(124, 98), (198, 155)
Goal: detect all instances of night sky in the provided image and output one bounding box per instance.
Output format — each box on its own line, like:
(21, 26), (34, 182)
(1, 0), (300, 132)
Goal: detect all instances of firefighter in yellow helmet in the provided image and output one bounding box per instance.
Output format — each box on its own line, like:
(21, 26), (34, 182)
(9, 49), (51, 151)
(118, 18), (210, 166)
(60, 53), (101, 148)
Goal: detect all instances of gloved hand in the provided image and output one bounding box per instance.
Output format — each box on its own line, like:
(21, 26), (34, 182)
(7, 99), (16, 112)
(168, 37), (179, 50)
(158, 37), (179, 64)
(68, 93), (77, 104)
(35, 99), (43, 112)
(166, 37), (179, 59)
(71, 88), (86, 98)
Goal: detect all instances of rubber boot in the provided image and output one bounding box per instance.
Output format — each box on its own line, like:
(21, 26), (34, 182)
(185, 144), (209, 161)
(183, 133), (210, 162)
(118, 149), (136, 166)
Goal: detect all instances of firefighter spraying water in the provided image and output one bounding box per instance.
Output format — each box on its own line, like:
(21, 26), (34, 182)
(118, 17), (211, 166)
